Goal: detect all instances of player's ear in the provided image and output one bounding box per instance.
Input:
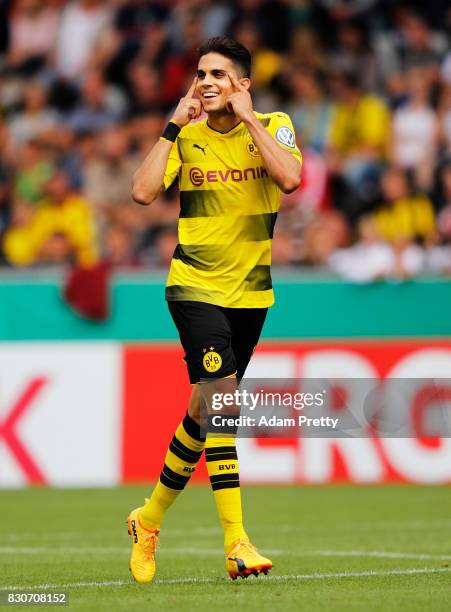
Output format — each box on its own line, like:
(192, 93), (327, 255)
(240, 78), (251, 90)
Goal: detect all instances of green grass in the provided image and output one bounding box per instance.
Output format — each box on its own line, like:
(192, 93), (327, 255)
(1, 485), (451, 611)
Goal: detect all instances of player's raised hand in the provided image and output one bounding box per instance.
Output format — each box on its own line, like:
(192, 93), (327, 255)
(226, 72), (253, 121)
(171, 77), (202, 127)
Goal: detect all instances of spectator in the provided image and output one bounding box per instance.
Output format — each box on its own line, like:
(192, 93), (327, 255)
(316, 0), (379, 24)
(329, 18), (381, 93)
(441, 50), (451, 87)
(278, 147), (329, 258)
(234, 20), (282, 89)
(433, 164), (451, 271)
(390, 67), (438, 190)
(286, 66), (333, 153)
(152, 226), (178, 268)
(7, 81), (60, 145)
(300, 210), (350, 265)
(113, 0), (169, 43)
(289, 27), (327, 73)
(131, 22), (185, 108)
(66, 70), (126, 134)
(436, 164), (451, 223)
(391, 236), (425, 280)
(373, 166), (436, 244)
(327, 71), (390, 218)
(229, 0), (292, 52)
(329, 215), (394, 282)
(271, 227), (297, 265)
(54, 129), (97, 192)
(4, 0), (60, 75)
(375, 8), (448, 98)
(438, 84), (451, 158)
(397, 9), (448, 75)
(329, 215), (425, 282)
(129, 114), (166, 157)
(38, 231), (75, 266)
(0, 124), (14, 242)
(82, 125), (138, 220)
(2, 200), (37, 266)
(126, 62), (166, 117)
(17, 169), (98, 267)
(55, 0), (112, 80)
(202, 0), (234, 39)
(0, 0), (9, 56)
(13, 139), (54, 205)
(103, 223), (140, 268)
(0, 166), (11, 242)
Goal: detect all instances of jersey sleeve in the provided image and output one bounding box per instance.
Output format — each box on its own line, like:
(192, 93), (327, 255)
(162, 138), (182, 190)
(267, 112), (302, 163)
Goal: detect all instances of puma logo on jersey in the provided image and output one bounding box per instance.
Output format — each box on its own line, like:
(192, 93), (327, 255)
(193, 143), (208, 155)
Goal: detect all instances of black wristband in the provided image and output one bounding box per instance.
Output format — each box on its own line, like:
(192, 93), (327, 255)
(161, 121), (181, 142)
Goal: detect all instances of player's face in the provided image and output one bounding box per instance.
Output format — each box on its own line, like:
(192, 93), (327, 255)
(196, 52), (244, 114)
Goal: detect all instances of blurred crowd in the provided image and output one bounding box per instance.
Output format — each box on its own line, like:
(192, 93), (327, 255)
(0, 0), (451, 282)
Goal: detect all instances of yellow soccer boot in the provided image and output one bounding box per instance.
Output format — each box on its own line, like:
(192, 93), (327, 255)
(126, 507), (159, 583)
(225, 539), (273, 579)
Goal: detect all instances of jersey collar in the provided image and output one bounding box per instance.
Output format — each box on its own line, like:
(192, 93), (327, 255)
(204, 119), (244, 137)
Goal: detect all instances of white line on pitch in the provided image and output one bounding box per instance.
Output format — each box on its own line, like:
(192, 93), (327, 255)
(0, 546), (283, 557)
(259, 519), (451, 533)
(0, 527), (222, 541)
(0, 547), (224, 556)
(305, 550), (451, 561)
(157, 567), (451, 585)
(1, 546), (450, 562)
(0, 567), (450, 591)
(2, 520), (449, 542)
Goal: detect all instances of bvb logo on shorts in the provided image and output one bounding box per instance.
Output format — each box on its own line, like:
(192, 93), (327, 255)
(203, 349), (222, 372)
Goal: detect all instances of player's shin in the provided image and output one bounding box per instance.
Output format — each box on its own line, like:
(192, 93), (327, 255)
(205, 432), (248, 550)
(139, 412), (205, 530)
(202, 378), (249, 550)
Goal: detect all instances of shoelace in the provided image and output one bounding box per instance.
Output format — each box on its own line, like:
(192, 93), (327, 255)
(141, 531), (159, 559)
(231, 539), (257, 556)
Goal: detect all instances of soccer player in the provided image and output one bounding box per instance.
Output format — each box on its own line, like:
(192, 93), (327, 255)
(128, 36), (302, 583)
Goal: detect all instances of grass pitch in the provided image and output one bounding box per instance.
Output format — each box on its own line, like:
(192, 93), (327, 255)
(1, 485), (451, 611)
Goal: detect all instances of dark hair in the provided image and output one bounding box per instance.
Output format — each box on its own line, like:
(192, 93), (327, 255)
(337, 69), (361, 91)
(198, 37), (251, 78)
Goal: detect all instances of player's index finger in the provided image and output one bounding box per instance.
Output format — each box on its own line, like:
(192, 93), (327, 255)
(228, 72), (244, 91)
(186, 76), (198, 98)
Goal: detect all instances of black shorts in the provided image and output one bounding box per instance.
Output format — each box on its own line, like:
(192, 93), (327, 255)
(168, 301), (267, 384)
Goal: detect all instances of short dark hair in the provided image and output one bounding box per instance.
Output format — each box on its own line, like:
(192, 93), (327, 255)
(198, 37), (251, 78)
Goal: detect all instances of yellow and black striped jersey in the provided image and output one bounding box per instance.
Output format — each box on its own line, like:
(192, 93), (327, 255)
(163, 111), (302, 308)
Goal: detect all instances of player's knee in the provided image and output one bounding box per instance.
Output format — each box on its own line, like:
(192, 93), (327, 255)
(187, 385), (201, 423)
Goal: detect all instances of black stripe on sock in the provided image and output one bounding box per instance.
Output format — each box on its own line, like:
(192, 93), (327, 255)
(205, 446), (238, 456)
(183, 412), (206, 442)
(205, 446), (236, 457)
(161, 463), (191, 486)
(205, 447), (238, 462)
(205, 452), (238, 462)
(205, 453), (238, 463)
(209, 473), (240, 485)
(211, 480), (240, 491)
(169, 436), (203, 464)
(159, 472), (185, 490)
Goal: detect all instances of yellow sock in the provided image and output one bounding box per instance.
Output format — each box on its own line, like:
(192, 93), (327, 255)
(205, 435), (248, 551)
(139, 413), (205, 530)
